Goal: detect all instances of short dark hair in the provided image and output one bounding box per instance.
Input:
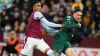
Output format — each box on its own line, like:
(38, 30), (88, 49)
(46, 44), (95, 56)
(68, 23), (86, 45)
(73, 6), (82, 13)
(32, 0), (40, 6)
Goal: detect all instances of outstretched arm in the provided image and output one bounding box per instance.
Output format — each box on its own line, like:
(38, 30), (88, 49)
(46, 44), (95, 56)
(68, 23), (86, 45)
(65, 21), (79, 29)
(34, 11), (62, 28)
(42, 23), (59, 33)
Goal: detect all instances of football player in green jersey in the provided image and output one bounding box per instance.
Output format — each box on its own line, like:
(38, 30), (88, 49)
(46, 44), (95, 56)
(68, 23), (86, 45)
(52, 7), (82, 56)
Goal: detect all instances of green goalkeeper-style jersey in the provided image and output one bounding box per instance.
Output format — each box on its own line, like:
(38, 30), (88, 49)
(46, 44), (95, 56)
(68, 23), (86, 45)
(55, 15), (80, 41)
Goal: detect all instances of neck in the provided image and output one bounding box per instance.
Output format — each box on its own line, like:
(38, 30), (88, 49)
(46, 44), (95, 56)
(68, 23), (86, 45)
(72, 15), (76, 21)
(33, 9), (37, 12)
(72, 14), (75, 18)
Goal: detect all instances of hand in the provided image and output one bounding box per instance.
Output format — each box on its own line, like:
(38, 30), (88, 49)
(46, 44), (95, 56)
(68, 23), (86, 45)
(61, 24), (64, 27)
(78, 23), (81, 28)
(60, 28), (64, 31)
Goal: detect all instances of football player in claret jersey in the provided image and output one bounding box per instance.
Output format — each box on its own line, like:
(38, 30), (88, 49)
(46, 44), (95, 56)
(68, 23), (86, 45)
(20, 0), (63, 56)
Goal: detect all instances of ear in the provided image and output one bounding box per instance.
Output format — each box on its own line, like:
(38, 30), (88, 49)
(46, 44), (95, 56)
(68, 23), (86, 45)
(73, 13), (76, 16)
(33, 6), (35, 10)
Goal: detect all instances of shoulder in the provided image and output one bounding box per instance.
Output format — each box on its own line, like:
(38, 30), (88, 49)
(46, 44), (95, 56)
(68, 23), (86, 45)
(64, 15), (72, 21)
(34, 11), (43, 18)
(67, 15), (71, 19)
(34, 11), (43, 16)
(65, 15), (72, 18)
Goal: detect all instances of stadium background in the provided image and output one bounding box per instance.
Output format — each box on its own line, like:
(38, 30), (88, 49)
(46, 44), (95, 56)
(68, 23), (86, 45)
(0, 0), (100, 56)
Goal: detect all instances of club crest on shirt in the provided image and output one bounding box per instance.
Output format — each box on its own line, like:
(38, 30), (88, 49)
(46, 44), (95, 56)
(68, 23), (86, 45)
(67, 16), (71, 18)
(67, 16), (71, 21)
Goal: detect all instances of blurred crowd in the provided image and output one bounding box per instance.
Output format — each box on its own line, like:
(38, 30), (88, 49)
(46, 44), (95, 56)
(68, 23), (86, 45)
(0, 0), (100, 43)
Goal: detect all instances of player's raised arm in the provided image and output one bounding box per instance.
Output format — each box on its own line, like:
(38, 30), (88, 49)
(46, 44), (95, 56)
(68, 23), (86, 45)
(34, 11), (63, 28)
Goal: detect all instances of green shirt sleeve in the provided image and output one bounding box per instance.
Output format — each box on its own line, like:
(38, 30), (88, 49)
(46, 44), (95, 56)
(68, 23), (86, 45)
(65, 20), (79, 29)
(64, 16), (79, 29)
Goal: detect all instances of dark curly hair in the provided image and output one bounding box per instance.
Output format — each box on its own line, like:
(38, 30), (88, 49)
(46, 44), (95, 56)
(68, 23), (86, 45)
(73, 6), (82, 13)
(32, 0), (40, 7)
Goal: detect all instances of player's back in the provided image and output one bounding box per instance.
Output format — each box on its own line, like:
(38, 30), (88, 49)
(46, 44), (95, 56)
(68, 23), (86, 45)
(25, 12), (42, 39)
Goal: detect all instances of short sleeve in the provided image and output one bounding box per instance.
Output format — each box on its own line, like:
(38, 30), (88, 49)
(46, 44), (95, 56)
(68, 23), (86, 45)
(34, 11), (43, 20)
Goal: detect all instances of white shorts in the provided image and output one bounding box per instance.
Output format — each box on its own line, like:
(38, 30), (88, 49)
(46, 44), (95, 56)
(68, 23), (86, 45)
(20, 37), (50, 55)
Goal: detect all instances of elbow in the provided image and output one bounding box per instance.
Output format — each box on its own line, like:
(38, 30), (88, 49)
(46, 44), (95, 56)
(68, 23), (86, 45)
(46, 30), (51, 32)
(44, 28), (50, 32)
(47, 29), (52, 32)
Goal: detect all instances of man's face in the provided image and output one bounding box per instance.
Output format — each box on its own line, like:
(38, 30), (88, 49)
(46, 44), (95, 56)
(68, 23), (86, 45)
(33, 2), (41, 11)
(10, 34), (16, 39)
(73, 11), (82, 23)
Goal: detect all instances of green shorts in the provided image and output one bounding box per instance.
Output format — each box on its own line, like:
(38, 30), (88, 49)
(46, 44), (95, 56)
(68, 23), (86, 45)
(52, 40), (71, 55)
